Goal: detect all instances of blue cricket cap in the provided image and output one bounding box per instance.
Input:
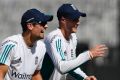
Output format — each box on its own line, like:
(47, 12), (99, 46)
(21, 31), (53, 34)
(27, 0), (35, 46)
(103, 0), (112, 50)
(57, 3), (86, 20)
(21, 8), (53, 24)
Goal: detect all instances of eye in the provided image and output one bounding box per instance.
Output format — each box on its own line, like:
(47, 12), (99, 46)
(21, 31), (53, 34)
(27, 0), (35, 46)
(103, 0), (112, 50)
(40, 22), (47, 27)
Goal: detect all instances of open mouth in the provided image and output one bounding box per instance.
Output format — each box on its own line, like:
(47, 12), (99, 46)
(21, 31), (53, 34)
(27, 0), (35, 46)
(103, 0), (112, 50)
(41, 30), (44, 33)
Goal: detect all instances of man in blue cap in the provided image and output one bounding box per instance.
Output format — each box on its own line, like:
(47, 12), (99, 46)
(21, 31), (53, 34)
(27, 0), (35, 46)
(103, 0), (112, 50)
(0, 8), (53, 80)
(44, 3), (108, 80)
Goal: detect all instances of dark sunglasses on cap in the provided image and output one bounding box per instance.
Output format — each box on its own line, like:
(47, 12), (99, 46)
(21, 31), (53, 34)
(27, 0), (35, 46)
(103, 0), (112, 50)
(31, 22), (47, 27)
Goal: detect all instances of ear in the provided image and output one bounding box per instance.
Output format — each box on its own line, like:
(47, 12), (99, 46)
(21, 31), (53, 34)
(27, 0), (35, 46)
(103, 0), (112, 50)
(61, 17), (66, 21)
(60, 17), (66, 24)
(27, 23), (34, 30)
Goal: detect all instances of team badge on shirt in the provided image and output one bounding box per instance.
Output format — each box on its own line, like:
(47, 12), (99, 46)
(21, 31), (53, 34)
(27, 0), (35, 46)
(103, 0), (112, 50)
(35, 56), (38, 65)
(71, 49), (74, 57)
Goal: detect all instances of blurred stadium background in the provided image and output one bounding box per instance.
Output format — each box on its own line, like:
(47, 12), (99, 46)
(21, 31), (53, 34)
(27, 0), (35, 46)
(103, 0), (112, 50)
(0, 0), (119, 80)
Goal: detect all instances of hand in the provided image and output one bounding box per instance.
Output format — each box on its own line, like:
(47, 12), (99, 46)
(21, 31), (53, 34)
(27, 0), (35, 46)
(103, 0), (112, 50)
(84, 76), (97, 80)
(89, 44), (108, 58)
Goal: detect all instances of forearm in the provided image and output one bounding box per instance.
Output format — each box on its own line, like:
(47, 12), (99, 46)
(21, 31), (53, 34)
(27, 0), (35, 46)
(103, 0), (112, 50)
(73, 68), (88, 79)
(0, 64), (8, 80)
(0, 74), (4, 80)
(0, 71), (6, 80)
(32, 70), (43, 80)
(32, 75), (42, 80)
(57, 51), (91, 74)
(0, 78), (4, 80)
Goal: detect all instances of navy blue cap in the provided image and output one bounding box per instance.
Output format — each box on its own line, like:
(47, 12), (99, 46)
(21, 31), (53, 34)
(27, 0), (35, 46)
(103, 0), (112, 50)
(21, 8), (53, 24)
(57, 3), (86, 20)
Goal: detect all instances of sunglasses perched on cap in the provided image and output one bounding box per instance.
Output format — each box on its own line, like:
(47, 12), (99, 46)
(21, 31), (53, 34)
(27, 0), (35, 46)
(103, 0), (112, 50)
(31, 22), (47, 27)
(64, 17), (80, 22)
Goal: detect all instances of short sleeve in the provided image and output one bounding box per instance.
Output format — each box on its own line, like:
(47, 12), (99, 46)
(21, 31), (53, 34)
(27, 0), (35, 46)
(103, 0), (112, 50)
(0, 39), (16, 66)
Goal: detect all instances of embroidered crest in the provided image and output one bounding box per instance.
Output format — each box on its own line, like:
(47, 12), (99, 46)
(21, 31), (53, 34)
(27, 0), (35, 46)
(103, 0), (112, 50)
(35, 56), (38, 65)
(71, 49), (74, 57)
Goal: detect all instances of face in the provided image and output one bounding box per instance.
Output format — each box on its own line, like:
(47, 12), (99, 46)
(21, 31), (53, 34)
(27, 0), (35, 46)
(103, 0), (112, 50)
(65, 18), (80, 33)
(28, 22), (48, 40)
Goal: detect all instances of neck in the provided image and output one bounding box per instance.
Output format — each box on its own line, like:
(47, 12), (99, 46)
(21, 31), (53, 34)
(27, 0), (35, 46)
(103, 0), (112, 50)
(59, 27), (71, 41)
(22, 32), (36, 47)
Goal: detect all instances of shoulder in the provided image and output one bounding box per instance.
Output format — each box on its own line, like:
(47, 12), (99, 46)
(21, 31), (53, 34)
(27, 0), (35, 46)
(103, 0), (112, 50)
(0, 35), (20, 59)
(0, 34), (20, 47)
(44, 29), (62, 43)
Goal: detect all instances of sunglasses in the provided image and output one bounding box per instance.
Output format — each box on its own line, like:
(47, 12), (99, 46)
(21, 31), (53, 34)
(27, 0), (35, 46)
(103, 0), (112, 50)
(32, 22), (47, 26)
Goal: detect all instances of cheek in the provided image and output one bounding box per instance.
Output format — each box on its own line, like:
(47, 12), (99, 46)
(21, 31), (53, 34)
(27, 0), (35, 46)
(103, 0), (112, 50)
(72, 27), (77, 31)
(37, 26), (43, 31)
(72, 26), (78, 32)
(33, 28), (40, 33)
(32, 27), (42, 34)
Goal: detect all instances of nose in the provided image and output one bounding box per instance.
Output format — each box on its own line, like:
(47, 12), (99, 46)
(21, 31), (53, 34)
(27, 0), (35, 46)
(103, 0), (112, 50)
(44, 25), (48, 30)
(77, 21), (80, 25)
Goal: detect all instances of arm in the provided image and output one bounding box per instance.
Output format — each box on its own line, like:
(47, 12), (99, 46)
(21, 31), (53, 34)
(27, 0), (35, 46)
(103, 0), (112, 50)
(45, 37), (91, 74)
(45, 37), (108, 74)
(68, 67), (88, 80)
(69, 68), (97, 80)
(58, 51), (91, 74)
(0, 38), (16, 79)
(0, 64), (8, 80)
(32, 70), (42, 80)
(73, 68), (88, 79)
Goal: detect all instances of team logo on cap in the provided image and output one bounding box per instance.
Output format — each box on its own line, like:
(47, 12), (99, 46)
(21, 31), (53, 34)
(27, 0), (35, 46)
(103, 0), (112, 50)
(71, 4), (77, 10)
(26, 17), (34, 22)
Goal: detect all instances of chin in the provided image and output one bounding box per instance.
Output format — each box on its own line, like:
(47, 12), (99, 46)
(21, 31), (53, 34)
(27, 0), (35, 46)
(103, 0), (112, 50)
(39, 34), (44, 39)
(72, 30), (77, 33)
(39, 36), (44, 39)
(72, 29), (77, 33)
(36, 36), (44, 40)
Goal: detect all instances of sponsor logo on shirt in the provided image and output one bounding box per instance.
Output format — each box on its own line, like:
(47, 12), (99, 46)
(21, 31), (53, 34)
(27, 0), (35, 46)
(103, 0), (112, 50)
(11, 57), (22, 64)
(11, 70), (32, 79)
(2, 40), (17, 46)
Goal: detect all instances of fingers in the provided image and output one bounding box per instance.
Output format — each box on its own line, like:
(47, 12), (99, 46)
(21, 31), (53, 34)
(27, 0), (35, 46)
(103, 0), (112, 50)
(89, 44), (108, 58)
(97, 45), (108, 51)
(89, 76), (97, 80)
(85, 76), (97, 80)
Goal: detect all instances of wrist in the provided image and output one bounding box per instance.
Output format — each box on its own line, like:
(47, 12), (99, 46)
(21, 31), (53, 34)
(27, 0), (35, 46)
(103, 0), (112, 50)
(89, 51), (93, 59)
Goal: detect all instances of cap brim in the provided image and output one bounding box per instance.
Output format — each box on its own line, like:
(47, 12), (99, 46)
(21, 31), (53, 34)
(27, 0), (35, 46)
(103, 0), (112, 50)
(79, 12), (86, 17)
(66, 11), (86, 20)
(45, 15), (53, 22)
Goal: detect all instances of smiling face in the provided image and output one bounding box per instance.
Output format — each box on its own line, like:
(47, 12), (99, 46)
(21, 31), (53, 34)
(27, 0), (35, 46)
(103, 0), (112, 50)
(27, 22), (48, 40)
(63, 17), (80, 34)
(66, 18), (80, 33)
